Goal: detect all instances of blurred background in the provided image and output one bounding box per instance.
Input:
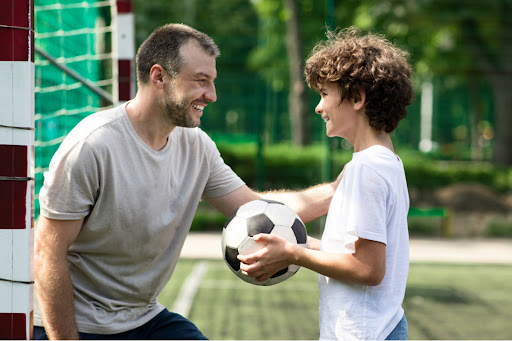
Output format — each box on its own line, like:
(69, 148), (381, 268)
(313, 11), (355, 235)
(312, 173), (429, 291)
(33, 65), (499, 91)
(29, 1), (512, 339)
(34, 0), (512, 238)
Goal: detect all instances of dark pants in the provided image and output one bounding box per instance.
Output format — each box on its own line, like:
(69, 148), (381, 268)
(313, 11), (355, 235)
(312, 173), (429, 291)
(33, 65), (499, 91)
(33, 309), (207, 340)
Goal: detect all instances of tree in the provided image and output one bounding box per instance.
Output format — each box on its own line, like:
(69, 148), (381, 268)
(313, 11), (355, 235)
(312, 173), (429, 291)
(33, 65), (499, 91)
(458, 4), (512, 166)
(344, 0), (512, 165)
(249, 0), (326, 144)
(284, 0), (310, 146)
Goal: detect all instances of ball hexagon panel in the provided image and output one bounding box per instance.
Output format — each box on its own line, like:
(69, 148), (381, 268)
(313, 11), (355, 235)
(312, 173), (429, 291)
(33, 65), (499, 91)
(291, 219), (308, 244)
(238, 236), (265, 255)
(223, 216), (249, 248)
(235, 199), (269, 219)
(246, 213), (274, 237)
(270, 224), (298, 244)
(270, 267), (288, 278)
(224, 246), (240, 271)
(264, 202), (298, 227)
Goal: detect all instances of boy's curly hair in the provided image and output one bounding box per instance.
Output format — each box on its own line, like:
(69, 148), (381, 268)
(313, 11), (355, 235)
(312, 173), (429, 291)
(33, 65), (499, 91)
(305, 27), (414, 133)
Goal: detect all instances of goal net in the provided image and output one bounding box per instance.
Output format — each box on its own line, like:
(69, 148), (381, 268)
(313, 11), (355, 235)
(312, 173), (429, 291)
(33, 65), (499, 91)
(34, 0), (117, 218)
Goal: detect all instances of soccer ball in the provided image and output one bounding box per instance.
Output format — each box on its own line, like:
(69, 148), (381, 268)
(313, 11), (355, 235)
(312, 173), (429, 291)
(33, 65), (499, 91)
(221, 199), (307, 286)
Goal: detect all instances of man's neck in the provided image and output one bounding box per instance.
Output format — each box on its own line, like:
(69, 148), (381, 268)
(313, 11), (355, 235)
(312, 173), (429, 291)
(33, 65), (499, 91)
(125, 93), (175, 151)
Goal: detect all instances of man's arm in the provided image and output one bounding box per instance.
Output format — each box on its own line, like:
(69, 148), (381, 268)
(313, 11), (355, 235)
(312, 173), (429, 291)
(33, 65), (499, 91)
(204, 171), (342, 223)
(34, 216), (83, 340)
(203, 185), (261, 217)
(262, 166), (344, 222)
(260, 182), (337, 223)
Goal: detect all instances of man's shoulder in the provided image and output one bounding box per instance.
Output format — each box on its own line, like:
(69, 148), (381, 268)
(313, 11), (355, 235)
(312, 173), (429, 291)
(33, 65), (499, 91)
(67, 106), (126, 142)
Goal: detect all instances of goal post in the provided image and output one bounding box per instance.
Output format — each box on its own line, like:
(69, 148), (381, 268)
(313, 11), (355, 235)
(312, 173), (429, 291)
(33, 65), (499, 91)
(1, 0), (120, 339)
(0, 0), (36, 339)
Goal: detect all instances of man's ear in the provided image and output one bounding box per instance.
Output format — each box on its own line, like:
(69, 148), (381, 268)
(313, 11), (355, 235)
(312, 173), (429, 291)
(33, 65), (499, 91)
(352, 90), (366, 110)
(149, 64), (167, 89)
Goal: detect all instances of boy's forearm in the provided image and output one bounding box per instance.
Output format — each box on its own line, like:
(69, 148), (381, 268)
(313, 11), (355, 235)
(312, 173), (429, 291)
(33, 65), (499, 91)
(307, 236), (321, 251)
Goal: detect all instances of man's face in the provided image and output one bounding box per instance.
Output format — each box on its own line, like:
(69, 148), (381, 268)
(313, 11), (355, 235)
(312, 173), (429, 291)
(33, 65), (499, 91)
(163, 41), (217, 128)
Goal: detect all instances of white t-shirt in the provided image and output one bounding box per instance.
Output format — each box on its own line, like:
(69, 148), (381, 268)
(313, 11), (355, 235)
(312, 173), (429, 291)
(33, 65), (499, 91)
(319, 145), (410, 340)
(35, 104), (245, 334)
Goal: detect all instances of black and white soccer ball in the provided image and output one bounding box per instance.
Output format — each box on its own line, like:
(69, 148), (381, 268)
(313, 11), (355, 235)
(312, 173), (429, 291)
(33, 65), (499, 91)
(221, 199), (308, 286)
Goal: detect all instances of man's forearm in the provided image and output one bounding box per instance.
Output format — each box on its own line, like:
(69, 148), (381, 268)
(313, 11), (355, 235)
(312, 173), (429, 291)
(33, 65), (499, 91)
(34, 216), (83, 339)
(35, 253), (79, 339)
(261, 182), (337, 223)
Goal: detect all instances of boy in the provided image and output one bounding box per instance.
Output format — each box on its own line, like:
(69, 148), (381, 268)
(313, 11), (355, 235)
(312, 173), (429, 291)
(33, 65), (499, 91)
(239, 27), (414, 340)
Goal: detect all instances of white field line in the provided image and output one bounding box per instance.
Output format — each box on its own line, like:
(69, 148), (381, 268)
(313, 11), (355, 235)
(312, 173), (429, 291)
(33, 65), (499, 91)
(172, 261), (209, 318)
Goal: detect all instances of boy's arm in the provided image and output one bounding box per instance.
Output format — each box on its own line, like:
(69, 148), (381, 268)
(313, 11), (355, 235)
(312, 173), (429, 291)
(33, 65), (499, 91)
(307, 236), (321, 251)
(238, 235), (386, 286)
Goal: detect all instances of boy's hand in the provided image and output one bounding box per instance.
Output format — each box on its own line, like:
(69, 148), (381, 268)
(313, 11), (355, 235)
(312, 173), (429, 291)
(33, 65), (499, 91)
(237, 234), (295, 282)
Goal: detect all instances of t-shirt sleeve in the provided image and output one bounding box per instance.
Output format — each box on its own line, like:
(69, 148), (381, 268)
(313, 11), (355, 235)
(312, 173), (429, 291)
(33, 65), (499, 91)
(200, 133), (245, 198)
(340, 162), (389, 247)
(39, 138), (99, 220)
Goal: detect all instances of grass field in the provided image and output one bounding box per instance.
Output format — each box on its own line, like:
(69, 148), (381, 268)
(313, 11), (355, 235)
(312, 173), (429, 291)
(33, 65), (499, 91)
(158, 260), (512, 340)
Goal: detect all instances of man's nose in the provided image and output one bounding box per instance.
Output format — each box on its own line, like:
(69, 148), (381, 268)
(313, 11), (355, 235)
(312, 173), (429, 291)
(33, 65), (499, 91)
(205, 83), (217, 103)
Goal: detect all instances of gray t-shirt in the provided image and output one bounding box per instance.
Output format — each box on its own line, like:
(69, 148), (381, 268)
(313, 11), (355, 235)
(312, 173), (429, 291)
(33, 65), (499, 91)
(35, 104), (244, 334)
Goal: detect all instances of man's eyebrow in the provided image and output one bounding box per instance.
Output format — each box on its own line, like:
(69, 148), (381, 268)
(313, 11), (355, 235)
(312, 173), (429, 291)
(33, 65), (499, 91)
(195, 72), (216, 80)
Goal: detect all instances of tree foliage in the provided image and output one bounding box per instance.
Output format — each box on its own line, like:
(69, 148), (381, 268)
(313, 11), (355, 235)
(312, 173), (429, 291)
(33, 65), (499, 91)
(341, 0), (512, 165)
(133, 0), (512, 165)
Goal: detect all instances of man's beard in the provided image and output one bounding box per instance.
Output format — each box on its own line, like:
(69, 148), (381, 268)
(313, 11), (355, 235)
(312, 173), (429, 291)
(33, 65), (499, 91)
(164, 86), (198, 128)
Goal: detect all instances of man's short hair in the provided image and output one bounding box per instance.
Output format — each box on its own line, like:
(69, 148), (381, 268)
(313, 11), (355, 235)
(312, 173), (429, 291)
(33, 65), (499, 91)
(136, 23), (220, 84)
(305, 27), (414, 133)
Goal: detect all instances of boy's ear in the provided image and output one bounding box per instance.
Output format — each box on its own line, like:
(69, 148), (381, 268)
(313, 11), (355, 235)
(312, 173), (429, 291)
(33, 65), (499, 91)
(352, 90), (366, 110)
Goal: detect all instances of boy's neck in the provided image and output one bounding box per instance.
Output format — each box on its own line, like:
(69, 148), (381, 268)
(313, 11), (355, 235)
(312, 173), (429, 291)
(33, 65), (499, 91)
(353, 130), (394, 154)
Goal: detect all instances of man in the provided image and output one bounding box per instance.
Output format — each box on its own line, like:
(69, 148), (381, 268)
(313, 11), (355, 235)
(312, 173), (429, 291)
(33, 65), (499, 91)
(34, 23), (339, 340)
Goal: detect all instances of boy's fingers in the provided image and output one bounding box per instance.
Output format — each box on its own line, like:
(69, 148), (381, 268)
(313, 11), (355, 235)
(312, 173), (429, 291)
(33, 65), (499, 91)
(253, 233), (271, 242)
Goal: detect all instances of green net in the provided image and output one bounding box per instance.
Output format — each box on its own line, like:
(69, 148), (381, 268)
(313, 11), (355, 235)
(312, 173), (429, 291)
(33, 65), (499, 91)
(34, 0), (115, 219)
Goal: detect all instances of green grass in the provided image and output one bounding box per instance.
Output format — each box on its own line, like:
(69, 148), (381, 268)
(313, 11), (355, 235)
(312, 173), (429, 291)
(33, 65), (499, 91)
(158, 261), (197, 308)
(405, 263), (512, 340)
(158, 260), (512, 340)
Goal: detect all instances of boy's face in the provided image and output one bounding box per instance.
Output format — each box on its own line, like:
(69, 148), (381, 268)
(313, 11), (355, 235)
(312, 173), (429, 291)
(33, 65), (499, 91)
(315, 82), (358, 139)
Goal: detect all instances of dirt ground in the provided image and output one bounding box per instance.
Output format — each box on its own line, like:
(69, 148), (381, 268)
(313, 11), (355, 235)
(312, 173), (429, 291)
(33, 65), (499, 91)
(410, 182), (512, 237)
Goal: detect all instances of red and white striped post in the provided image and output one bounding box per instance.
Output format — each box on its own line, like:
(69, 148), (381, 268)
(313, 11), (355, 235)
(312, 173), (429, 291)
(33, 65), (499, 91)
(0, 0), (35, 339)
(117, 0), (135, 103)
